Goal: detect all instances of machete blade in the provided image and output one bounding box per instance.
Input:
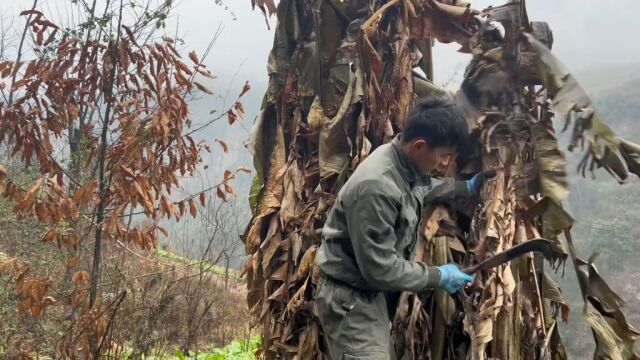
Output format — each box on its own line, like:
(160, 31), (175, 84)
(462, 238), (554, 274)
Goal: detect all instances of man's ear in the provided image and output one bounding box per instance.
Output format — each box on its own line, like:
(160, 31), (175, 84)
(413, 139), (428, 151)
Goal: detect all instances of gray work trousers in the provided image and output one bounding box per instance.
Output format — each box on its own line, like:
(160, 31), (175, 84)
(316, 275), (397, 360)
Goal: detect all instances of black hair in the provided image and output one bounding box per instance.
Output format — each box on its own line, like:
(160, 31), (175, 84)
(401, 96), (469, 149)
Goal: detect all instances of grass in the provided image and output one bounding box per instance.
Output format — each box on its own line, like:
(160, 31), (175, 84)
(119, 336), (260, 360)
(155, 248), (242, 281)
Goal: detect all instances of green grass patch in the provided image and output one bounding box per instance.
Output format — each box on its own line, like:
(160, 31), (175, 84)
(120, 336), (260, 359)
(155, 249), (242, 281)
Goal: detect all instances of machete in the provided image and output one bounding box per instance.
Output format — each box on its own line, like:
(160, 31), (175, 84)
(461, 238), (554, 274)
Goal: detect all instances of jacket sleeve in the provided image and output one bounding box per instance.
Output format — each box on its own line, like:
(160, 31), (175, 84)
(425, 178), (474, 216)
(346, 193), (440, 292)
(425, 178), (471, 203)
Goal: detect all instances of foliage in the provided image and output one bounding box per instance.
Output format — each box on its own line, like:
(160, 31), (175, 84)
(0, 1), (250, 357)
(116, 336), (259, 360)
(0, 202), (251, 357)
(174, 336), (259, 360)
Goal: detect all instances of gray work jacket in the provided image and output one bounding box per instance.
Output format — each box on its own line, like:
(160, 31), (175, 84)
(315, 136), (471, 292)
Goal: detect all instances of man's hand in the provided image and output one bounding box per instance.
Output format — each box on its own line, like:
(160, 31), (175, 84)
(437, 264), (474, 294)
(466, 170), (497, 196)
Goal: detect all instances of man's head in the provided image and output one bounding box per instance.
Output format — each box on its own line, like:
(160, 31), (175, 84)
(400, 96), (469, 173)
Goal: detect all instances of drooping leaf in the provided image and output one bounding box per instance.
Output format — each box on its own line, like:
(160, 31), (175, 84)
(525, 33), (640, 181)
(227, 109), (237, 125)
(188, 51), (199, 65)
(42, 229), (58, 243)
(224, 170), (235, 181)
(216, 186), (227, 202)
(188, 198), (197, 218)
(530, 121), (568, 202)
(239, 80), (251, 97)
(215, 139), (229, 153)
(194, 81), (213, 94)
(235, 101), (245, 119)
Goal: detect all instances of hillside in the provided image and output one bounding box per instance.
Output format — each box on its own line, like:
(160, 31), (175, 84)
(0, 198), (251, 359)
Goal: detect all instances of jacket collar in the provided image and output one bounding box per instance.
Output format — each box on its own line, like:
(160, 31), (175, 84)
(391, 135), (428, 185)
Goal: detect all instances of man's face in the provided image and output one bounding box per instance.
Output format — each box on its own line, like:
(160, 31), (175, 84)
(408, 139), (456, 173)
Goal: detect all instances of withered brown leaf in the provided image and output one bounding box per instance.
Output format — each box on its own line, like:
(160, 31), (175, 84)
(215, 139), (229, 153)
(188, 198), (197, 218)
(239, 81), (251, 97)
(227, 109), (237, 125)
(216, 186), (227, 202)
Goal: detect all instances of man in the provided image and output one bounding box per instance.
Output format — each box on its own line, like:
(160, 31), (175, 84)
(314, 97), (495, 360)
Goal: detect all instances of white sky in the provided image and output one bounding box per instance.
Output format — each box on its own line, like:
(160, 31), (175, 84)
(4, 0), (640, 88)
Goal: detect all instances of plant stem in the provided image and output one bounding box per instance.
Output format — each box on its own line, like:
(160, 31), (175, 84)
(89, 0), (123, 357)
(7, 0), (38, 106)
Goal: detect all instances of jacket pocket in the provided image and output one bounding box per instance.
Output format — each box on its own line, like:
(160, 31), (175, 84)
(317, 278), (356, 321)
(333, 281), (357, 312)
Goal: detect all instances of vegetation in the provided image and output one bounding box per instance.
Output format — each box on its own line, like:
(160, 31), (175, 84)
(112, 336), (260, 359)
(0, 0), (252, 358)
(0, 0), (638, 359)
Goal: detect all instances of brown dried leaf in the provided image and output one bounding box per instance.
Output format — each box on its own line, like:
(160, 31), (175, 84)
(188, 51), (200, 65)
(270, 262), (288, 281)
(34, 203), (46, 222)
(36, 30), (43, 46)
(239, 80), (251, 97)
(72, 179), (97, 205)
(215, 139), (228, 153)
(294, 246), (317, 282)
(157, 226), (169, 237)
(235, 101), (245, 119)
(227, 109), (237, 125)
(194, 81), (213, 95)
(42, 229), (58, 242)
(0, 258), (17, 272)
(178, 200), (185, 217)
(188, 198), (197, 218)
(120, 165), (135, 178)
(216, 186), (227, 202)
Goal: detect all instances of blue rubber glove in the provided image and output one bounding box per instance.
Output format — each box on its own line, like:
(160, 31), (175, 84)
(466, 170), (497, 195)
(437, 264), (474, 294)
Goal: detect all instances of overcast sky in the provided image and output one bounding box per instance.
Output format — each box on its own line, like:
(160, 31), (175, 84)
(177, 0), (640, 89)
(168, 0), (640, 88)
(4, 0), (640, 118)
